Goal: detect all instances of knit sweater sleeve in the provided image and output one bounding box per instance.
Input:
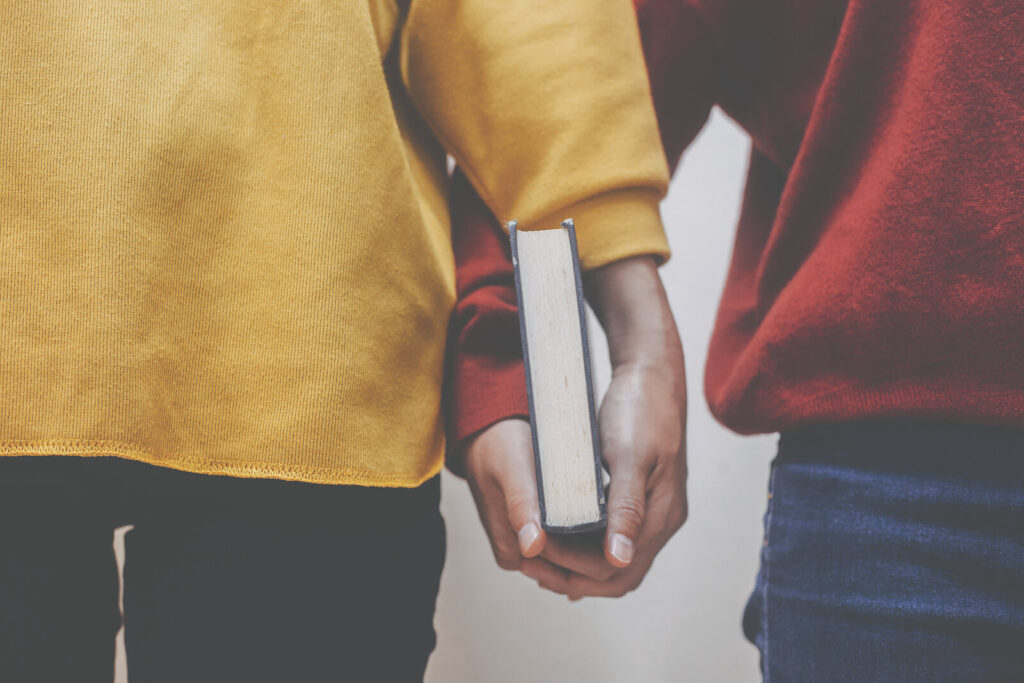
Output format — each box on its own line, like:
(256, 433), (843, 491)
(400, 0), (671, 270)
(637, 0), (719, 172)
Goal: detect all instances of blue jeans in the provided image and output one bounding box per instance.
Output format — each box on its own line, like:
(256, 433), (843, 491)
(744, 421), (1024, 682)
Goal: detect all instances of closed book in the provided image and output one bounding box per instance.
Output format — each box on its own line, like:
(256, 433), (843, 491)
(509, 219), (606, 533)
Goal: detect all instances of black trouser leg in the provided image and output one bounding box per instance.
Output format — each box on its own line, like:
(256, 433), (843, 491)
(0, 458), (120, 683)
(123, 471), (445, 683)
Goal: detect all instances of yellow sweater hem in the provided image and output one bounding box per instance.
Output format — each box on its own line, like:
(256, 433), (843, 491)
(0, 440), (443, 488)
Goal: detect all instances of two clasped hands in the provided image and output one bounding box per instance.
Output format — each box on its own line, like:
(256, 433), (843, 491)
(459, 255), (689, 600)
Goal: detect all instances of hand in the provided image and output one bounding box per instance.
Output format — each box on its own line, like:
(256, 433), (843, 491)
(461, 418), (610, 588)
(461, 418), (548, 571)
(461, 256), (687, 598)
(523, 255), (688, 598)
(576, 361), (688, 597)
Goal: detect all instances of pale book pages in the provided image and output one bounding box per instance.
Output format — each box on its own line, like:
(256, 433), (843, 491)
(514, 227), (602, 528)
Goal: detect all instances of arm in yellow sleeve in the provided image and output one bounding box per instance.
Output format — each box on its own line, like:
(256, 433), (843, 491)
(399, 0), (672, 270)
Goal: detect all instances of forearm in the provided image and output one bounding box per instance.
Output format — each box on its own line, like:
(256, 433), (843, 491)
(585, 256), (684, 380)
(403, 0), (670, 269)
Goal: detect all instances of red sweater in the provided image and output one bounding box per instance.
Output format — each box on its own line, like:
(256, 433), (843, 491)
(448, 0), (1024, 444)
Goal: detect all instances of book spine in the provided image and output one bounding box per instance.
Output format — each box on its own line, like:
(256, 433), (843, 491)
(508, 220), (550, 528)
(508, 220), (607, 534)
(563, 219), (608, 531)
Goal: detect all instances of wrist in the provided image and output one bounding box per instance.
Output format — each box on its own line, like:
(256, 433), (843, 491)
(584, 256), (682, 369)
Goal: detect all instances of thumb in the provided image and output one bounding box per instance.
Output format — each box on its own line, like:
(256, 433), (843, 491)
(505, 484), (545, 558)
(604, 463), (646, 567)
(497, 444), (546, 558)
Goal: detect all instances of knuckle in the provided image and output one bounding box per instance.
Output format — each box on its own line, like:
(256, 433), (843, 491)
(604, 572), (646, 598)
(668, 500), (689, 531)
(608, 583), (631, 598)
(616, 576), (643, 597)
(668, 516), (684, 535)
(493, 545), (520, 571)
(495, 555), (519, 571)
(612, 495), (645, 527)
(505, 494), (536, 522)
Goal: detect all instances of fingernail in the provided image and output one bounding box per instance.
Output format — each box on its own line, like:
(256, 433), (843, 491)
(609, 533), (634, 565)
(518, 523), (541, 555)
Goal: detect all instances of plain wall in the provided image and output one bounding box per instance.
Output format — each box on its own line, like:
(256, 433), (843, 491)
(427, 111), (777, 683)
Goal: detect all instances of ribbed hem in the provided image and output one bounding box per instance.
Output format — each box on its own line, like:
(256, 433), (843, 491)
(0, 440), (443, 488)
(529, 187), (670, 271)
(710, 377), (1024, 436)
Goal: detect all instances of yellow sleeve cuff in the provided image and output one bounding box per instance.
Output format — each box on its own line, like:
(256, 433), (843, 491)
(527, 188), (671, 271)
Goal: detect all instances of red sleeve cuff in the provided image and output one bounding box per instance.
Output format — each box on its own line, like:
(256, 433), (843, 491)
(448, 351), (529, 452)
(446, 170), (530, 474)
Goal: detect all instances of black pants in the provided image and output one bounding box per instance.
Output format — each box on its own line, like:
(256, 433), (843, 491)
(0, 456), (445, 683)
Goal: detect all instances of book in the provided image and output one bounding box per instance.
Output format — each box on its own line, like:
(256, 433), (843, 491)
(509, 219), (606, 533)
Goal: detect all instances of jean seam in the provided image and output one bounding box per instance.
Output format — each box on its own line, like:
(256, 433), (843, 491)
(762, 462), (779, 683)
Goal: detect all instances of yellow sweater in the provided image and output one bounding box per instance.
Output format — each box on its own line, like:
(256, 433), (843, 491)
(0, 0), (669, 486)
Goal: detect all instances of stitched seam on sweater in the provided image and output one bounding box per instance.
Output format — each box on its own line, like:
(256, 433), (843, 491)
(0, 440), (440, 486)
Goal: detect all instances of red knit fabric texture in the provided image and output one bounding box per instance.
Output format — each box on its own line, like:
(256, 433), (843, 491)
(449, 0), (1024, 440)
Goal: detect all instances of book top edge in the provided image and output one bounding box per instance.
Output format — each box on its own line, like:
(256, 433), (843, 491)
(505, 219), (575, 233)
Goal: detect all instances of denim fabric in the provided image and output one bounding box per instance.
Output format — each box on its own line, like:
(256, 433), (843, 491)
(744, 421), (1024, 682)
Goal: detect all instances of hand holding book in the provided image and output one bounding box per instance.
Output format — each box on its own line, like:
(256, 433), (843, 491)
(462, 252), (688, 598)
(539, 254), (688, 598)
(462, 418), (548, 570)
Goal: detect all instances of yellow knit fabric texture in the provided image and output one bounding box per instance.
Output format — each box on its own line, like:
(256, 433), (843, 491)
(0, 0), (669, 486)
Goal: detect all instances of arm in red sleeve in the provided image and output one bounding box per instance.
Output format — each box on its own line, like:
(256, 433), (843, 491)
(446, 0), (723, 458)
(637, 0), (718, 172)
(445, 169), (529, 464)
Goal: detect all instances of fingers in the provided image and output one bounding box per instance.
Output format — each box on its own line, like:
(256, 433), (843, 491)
(563, 558), (652, 599)
(603, 461), (649, 567)
(464, 415), (685, 599)
(522, 554), (644, 600)
(541, 535), (617, 581)
(526, 544), (651, 600)
(509, 499), (548, 557)
(531, 475), (687, 599)
(519, 557), (572, 594)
